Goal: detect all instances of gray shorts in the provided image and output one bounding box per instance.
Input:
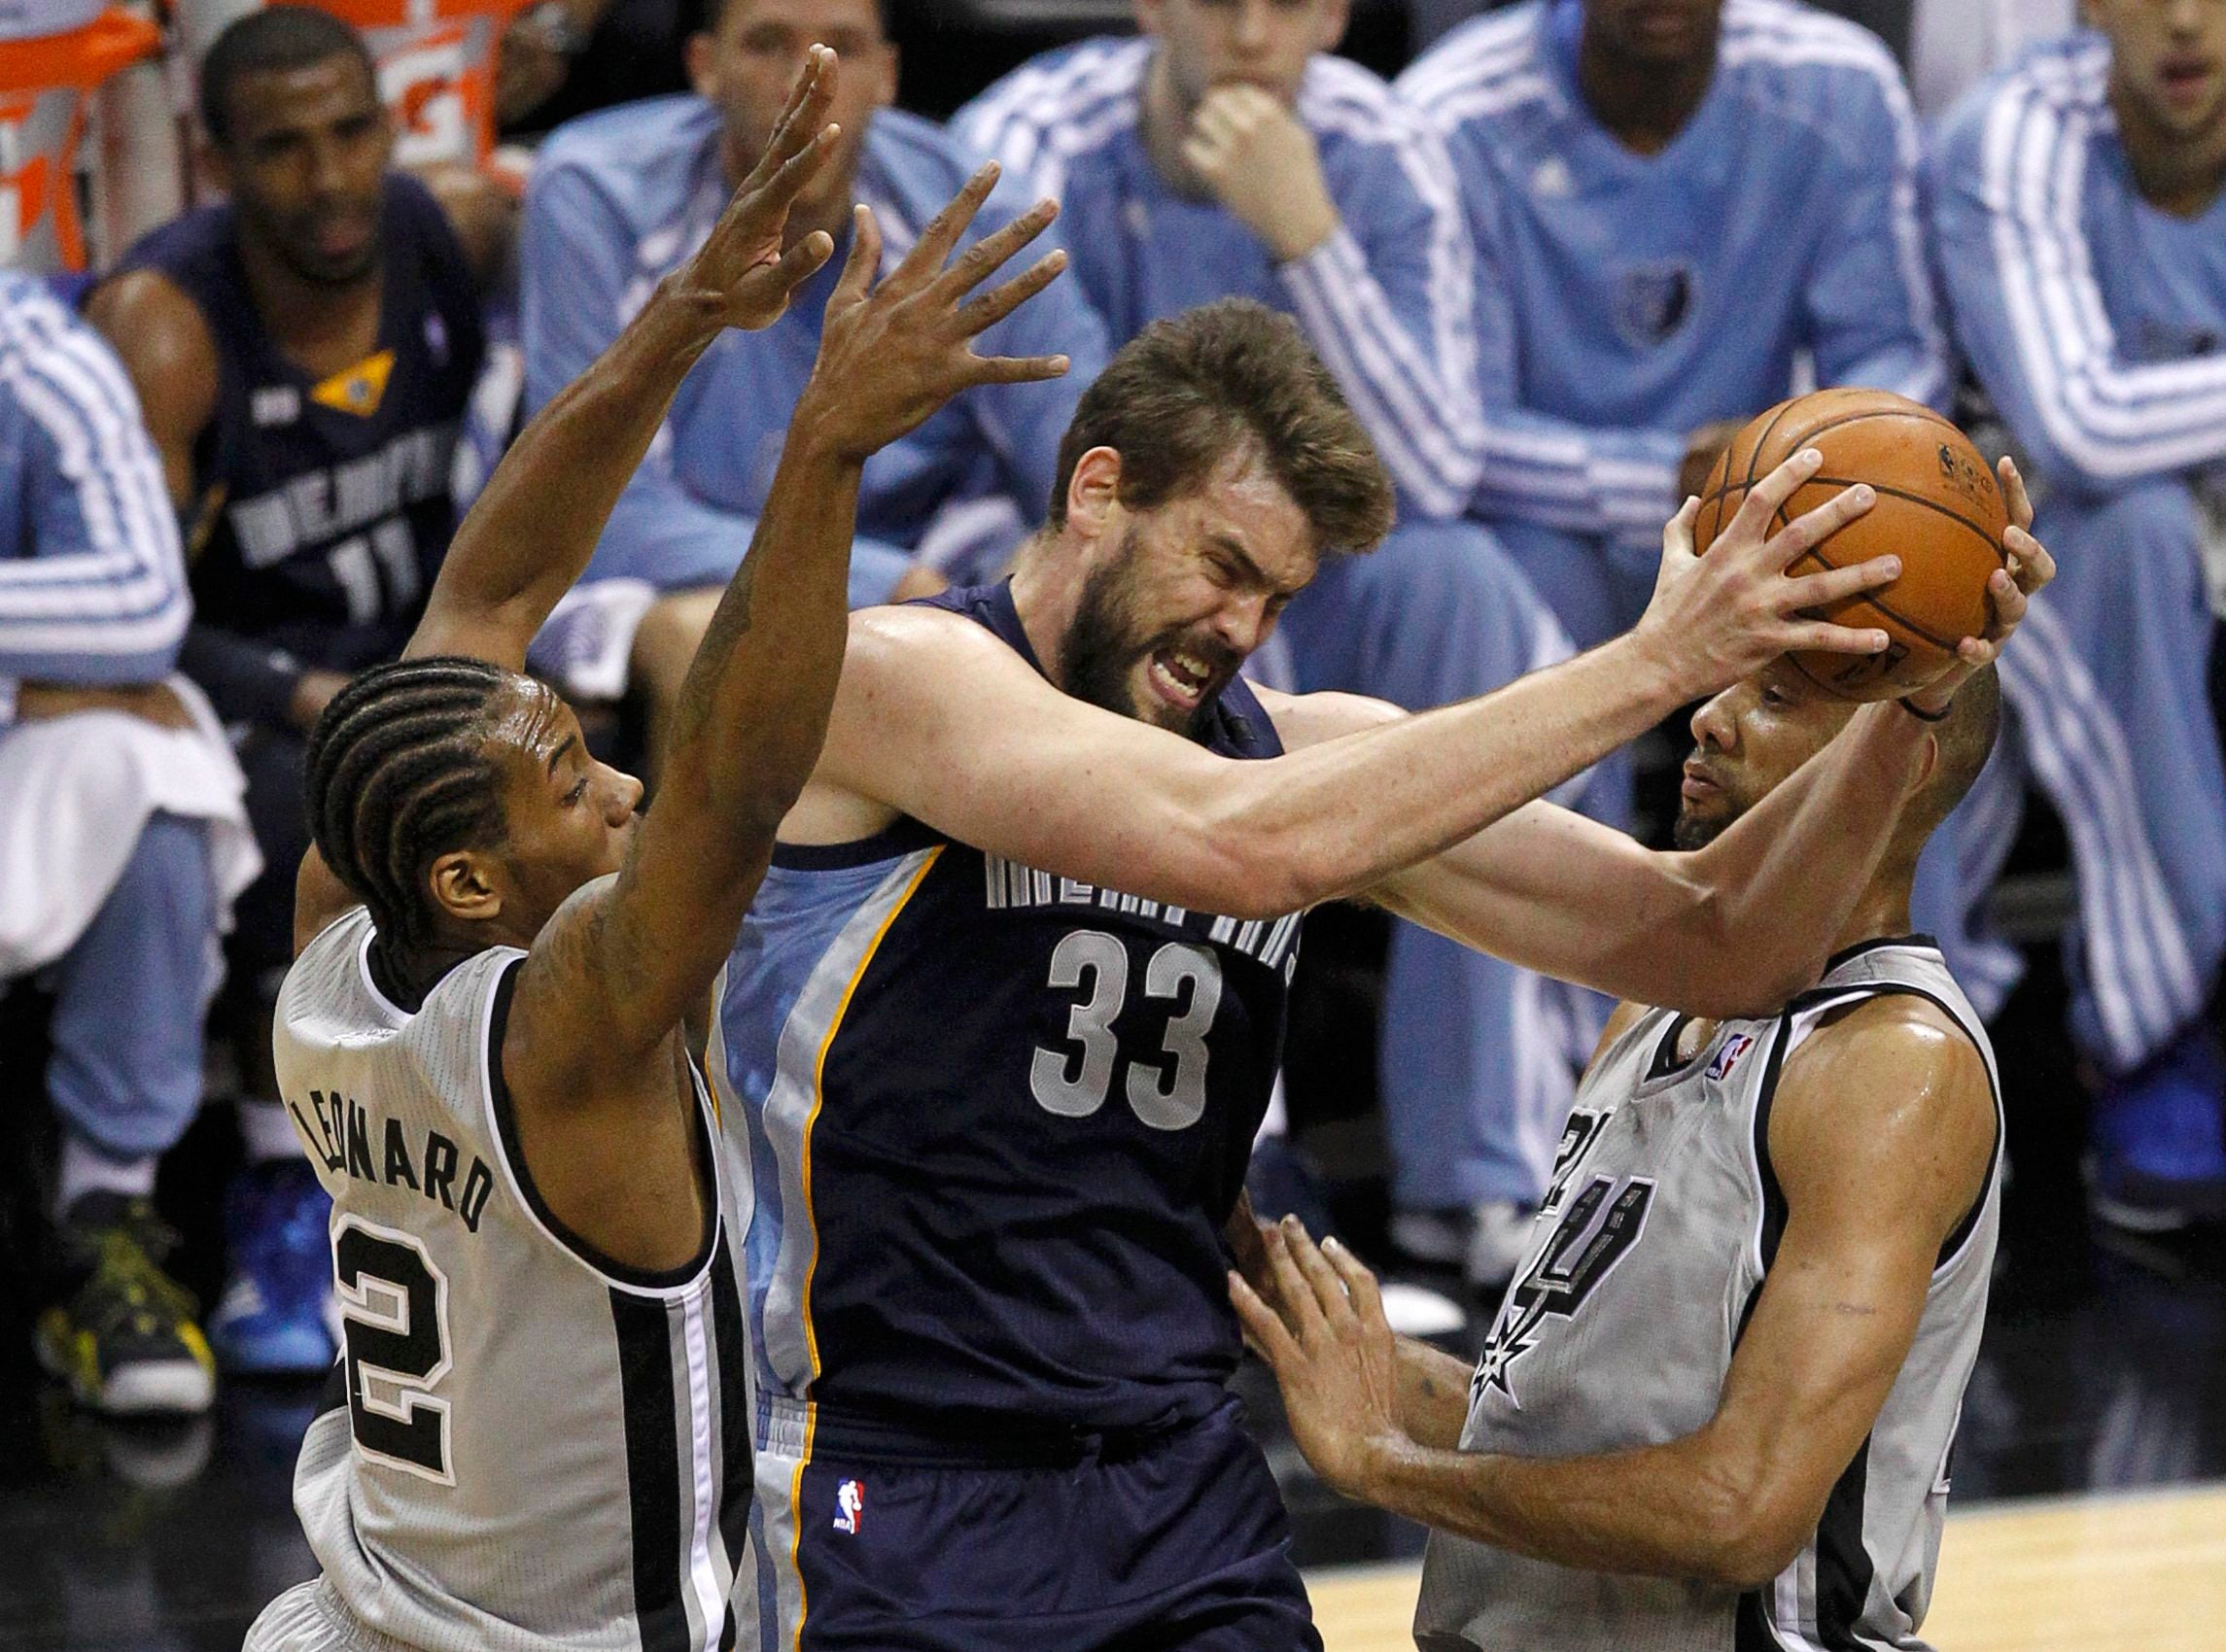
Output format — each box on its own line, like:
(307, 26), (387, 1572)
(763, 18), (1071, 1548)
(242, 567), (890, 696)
(243, 1579), (425, 1652)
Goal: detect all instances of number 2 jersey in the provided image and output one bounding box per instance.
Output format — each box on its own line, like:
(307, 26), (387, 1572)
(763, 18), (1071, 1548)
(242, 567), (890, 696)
(712, 580), (1300, 1433)
(1414, 939), (2002, 1652)
(274, 907), (759, 1652)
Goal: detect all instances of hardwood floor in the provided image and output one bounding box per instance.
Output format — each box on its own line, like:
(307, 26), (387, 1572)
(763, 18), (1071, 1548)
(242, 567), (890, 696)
(1305, 1484), (2226, 1652)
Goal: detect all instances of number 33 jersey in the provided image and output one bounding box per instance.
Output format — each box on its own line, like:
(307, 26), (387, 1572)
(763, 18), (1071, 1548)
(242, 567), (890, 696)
(273, 907), (759, 1652)
(713, 580), (1301, 1432)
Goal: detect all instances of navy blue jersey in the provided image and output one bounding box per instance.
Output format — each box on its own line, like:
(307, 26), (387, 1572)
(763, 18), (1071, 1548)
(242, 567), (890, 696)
(118, 174), (484, 669)
(713, 582), (1300, 1432)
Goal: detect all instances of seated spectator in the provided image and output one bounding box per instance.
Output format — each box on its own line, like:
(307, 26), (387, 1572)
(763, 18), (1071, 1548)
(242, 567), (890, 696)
(1929, 1), (2226, 1229)
(957, 0), (1598, 1289)
(1, 271), (261, 1416)
(1401, 0), (1948, 820)
(518, 0), (1110, 756)
(87, 5), (491, 1376)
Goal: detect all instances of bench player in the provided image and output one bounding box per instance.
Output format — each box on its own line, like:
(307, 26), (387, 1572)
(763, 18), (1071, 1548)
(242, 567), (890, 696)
(88, 6), (499, 1374)
(714, 298), (2048, 1647)
(246, 53), (1073, 1651)
(1233, 516), (2048, 1649)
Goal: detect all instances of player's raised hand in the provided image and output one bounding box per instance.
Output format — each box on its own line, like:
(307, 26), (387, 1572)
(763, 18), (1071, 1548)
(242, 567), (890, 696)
(1229, 1217), (1408, 1500)
(792, 161), (1072, 462)
(671, 45), (843, 332)
(1901, 456), (2058, 715)
(1636, 448), (1899, 701)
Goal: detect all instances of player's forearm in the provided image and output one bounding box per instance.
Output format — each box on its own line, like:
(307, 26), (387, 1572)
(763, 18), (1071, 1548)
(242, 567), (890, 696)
(1668, 701), (1933, 1009)
(1396, 1337), (1475, 1451)
(1351, 1428), (1780, 1587)
(409, 280), (725, 668)
(1226, 633), (1687, 913)
(589, 419), (859, 1053)
(658, 407), (860, 839)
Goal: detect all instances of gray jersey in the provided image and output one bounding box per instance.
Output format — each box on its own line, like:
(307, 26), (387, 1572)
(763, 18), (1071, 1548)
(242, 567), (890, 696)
(271, 908), (757, 1652)
(1414, 940), (2001, 1652)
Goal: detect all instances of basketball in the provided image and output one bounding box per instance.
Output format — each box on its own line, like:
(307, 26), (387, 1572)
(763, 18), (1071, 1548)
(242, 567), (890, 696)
(1694, 388), (2009, 702)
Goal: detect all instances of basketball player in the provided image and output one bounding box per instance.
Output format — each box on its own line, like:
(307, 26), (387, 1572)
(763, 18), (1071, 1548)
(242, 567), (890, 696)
(244, 51), (1075, 1651)
(956, 0), (1611, 1291)
(87, 6), (497, 1375)
(715, 297), (2048, 1646)
(1231, 519), (2047, 1650)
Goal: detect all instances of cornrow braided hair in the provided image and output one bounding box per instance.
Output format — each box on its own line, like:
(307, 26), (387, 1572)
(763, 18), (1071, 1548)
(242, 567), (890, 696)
(303, 657), (511, 984)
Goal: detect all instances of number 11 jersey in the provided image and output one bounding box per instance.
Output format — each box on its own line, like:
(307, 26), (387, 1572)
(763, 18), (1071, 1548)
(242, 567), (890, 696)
(713, 579), (1302, 1433)
(273, 907), (758, 1652)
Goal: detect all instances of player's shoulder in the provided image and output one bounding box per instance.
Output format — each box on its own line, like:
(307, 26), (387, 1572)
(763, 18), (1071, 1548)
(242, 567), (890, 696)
(1397, 0), (1551, 128)
(1716, 0), (1915, 132)
(71, 268), (215, 428)
(1783, 989), (1993, 1107)
(1931, 30), (2111, 168)
(846, 599), (1030, 681)
(955, 34), (1148, 161)
(1299, 52), (1444, 157)
(1251, 683), (1402, 752)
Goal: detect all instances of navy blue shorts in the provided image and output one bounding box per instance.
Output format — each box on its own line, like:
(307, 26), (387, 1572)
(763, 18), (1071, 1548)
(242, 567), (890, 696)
(746, 1396), (1320, 1651)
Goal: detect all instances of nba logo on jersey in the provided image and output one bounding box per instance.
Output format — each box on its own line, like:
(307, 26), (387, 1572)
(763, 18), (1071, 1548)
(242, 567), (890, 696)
(1706, 1032), (1756, 1084)
(833, 1480), (864, 1535)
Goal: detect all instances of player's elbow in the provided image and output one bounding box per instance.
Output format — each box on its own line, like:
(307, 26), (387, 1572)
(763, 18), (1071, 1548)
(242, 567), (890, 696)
(1693, 1508), (1808, 1591)
(1184, 806), (1320, 919)
(1678, 1452), (1815, 1589)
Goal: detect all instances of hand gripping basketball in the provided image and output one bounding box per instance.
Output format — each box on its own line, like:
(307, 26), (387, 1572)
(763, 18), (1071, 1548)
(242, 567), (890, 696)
(1900, 456), (2056, 717)
(1637, 447), (1899, 703)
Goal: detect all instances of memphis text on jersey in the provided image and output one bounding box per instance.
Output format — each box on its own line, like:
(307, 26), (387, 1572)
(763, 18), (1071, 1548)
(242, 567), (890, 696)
(982, 853), (1304, 977)
(290, 1087), (495, 1232)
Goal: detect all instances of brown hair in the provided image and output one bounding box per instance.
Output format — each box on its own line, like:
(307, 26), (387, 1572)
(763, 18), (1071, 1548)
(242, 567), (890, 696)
(1048, 299), (1395, 556)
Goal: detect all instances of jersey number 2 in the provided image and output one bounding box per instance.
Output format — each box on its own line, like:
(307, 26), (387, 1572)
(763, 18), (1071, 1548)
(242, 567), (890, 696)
(1031, 929), (1224, 1129)
(333, 1216), (455, 1484)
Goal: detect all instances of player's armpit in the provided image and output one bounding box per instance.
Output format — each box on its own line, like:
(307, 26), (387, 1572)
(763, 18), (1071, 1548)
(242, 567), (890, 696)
(1692, 998), (1997, 1583)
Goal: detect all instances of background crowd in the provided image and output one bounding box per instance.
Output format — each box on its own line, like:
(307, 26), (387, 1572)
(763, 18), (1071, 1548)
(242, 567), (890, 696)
(1, 0), (2221, 1429)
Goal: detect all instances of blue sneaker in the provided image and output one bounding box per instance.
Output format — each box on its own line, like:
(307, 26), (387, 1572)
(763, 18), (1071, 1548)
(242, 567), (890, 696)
(209, 1161), (338, 1375)
(2089, 1029), (2226, 1233)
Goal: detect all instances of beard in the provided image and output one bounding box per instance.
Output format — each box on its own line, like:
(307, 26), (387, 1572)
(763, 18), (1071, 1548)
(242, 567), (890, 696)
(1060, 530), (1241, 741)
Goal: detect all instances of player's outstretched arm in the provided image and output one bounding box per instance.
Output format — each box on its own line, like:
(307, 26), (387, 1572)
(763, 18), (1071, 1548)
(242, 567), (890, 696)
(1298, 460), (2054, 1015)
(402, 48), (843, 671)
(509, 171), (1069, 1084)
(812, 447), (1902, 918)
(1232, 1000), (1996, 1585)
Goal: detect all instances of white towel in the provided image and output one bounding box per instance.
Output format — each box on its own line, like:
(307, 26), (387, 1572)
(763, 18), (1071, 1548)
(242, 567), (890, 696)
(0, 674), (263, 980)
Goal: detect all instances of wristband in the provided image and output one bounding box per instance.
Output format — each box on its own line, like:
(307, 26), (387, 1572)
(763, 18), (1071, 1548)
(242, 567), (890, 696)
(1898, 695), (1951, 724)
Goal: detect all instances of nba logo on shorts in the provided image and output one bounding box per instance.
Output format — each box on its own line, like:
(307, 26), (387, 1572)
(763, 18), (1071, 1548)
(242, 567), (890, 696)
(833, 1480), (864, 1535)
(1706, 1033), (1756, 1084)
